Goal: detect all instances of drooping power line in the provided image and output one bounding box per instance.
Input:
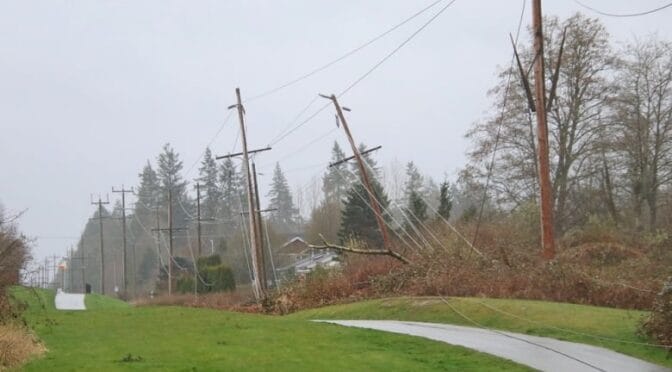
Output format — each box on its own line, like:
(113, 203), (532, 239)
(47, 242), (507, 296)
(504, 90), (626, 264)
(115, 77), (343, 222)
(574, 0), (672, 17)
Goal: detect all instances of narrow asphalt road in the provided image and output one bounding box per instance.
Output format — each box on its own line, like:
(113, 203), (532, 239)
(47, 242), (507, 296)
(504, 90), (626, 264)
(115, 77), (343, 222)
(318, 320), (669, 372)
(54, 290), (86, 311)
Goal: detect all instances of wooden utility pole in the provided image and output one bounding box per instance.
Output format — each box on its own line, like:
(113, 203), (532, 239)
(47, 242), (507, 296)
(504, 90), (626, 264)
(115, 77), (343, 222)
(225, 87), (266, 300)
(251, 162), (269, 289)
(531, 0), (556, 259)
(51, 254), (59, 289)
(68, 247), (73, 292)
(69, 242), (89, 293)
(91, 195), (110, 294)
(112, 185), (134, 295)
(151, 189), (186, 296)
(196, 183), (203, 257)
(321, 94), (393, 252)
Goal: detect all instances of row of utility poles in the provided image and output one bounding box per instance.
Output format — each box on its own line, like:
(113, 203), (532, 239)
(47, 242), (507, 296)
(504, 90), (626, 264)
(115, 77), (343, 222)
(52, 0), (557, 301)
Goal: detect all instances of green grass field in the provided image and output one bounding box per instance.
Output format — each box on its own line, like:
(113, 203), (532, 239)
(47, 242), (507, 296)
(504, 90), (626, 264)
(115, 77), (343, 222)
(289, 296), (672, 368)
(9, 288), (529, 371)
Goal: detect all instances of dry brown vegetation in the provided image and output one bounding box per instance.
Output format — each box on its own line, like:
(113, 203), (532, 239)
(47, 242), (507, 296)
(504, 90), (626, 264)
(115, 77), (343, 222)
(0, 324), (45, 370)
(262, 218), (669, 314)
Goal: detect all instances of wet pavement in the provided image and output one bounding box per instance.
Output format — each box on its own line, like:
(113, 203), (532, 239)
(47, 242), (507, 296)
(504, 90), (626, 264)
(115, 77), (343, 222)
(318, 320), (669, 372)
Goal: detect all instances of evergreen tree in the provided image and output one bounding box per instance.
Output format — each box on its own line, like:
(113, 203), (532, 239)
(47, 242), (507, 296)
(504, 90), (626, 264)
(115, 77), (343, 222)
(322, 141), (352, 203)
(403, 161), (428, 224)
(437, 181), (453, 221)
(407, 190), (428, 223)
(157, 143), (190, 227)
(218, 158), (241, 224)
(136, 161), (160, 214)
(403, 162), (424, 203)
(339, 178), (390, 248)
(197, 147), (221, 219)
(267, 163), (297, 231)
(131, 161), (161, 292)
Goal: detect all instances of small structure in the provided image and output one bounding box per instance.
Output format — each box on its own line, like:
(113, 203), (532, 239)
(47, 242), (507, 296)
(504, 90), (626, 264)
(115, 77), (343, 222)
(276, 237), (340, 279)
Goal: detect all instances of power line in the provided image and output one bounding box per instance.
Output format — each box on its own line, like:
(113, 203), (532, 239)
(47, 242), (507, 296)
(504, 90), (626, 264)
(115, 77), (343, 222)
(472, 0), (527, 247)
(265, 96), (319, 146)
(268, 0), (459, 148)
(438, 297), (606, 371)
(245, 0), (449, 102)
(574, 0), (672, 17)
(185, 109), (235, 178)
(338, 0), (459, 97)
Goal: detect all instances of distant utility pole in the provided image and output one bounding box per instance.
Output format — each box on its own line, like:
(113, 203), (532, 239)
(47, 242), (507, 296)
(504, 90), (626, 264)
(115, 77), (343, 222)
(217, 87), (272, 301)
(70, 242), (90, 293)
(43, 257), (49, 289)
(51, 254), (59, 289)
(152, 189), (186, 296)
(320, 94), (392, 253)
(112, 185), (134, 295)
(531, 0), (556, 259)
(91, 195), (110, 294)
(68, 247), (73, 292)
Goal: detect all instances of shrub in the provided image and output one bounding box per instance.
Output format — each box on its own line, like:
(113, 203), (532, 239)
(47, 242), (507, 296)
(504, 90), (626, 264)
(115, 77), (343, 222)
(642, 277), (672, 347)
(199, 264), (236, 293)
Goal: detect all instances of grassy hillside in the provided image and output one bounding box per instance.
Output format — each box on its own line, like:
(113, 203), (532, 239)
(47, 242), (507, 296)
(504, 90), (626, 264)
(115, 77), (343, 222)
(290, 296), (671, 368)
(8, 288), (529, 371)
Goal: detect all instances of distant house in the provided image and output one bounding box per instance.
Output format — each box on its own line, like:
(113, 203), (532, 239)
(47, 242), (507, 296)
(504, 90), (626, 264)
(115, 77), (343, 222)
(276, 237), (340, 278)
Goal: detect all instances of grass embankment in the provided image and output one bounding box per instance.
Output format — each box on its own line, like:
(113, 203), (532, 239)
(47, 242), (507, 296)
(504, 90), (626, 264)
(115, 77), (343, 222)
(290, 296), (672, 368)
(9, 288), (529, 371)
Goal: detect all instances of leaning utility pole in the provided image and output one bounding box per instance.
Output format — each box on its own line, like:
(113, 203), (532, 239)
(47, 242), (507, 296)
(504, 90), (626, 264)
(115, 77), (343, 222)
(321, 94), (393, 253)
(91, 195), (110, 294)
(226, 88), (266, 300)
(251, 162), (269, 289)
(531, 0), (556, 259)
(112, 185), (134, 295)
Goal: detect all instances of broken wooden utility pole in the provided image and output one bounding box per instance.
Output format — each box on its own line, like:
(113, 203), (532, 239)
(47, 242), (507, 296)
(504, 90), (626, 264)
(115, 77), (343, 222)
(219, 88), (270, 301)
(320, 94), (394, 253)
(112, 185), (134, 296)
(531, 0), (556, 260)
(91, 195), (110, 294)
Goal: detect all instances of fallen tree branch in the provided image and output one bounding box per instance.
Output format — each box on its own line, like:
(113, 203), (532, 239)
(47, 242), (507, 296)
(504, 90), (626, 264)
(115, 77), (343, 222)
(308, 234), (411, 265)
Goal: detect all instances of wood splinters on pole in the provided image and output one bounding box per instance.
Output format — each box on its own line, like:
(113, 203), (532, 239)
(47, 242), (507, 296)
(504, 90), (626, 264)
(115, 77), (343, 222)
(308, 234), (411, 265)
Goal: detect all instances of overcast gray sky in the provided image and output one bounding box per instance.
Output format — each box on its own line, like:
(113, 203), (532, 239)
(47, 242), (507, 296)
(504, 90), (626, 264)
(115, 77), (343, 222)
(1, 0), (671, 264)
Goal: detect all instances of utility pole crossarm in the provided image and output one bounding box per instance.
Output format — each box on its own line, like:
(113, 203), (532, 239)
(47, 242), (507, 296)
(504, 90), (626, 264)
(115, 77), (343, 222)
(215, 147), (272, 160)
(329, 146), (382, 168)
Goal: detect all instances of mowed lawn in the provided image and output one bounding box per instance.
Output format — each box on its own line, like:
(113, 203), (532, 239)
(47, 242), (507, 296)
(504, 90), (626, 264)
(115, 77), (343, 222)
(10, 288), (529, 371)
(289, 296), (672, 369)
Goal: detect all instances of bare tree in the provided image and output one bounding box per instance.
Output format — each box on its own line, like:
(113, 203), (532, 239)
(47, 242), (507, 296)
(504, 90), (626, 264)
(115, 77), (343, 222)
(611, 37), (672, 231)
(466, 14), (616, 232)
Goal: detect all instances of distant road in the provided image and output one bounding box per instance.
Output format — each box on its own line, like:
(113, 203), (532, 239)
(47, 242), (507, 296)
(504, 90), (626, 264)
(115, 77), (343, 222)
(54, 290), (86, 311)
(318, 320), (668, 372)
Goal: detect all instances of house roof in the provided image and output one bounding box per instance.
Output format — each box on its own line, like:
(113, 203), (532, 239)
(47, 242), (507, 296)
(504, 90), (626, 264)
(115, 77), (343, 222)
(280, 237), (307, 249)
